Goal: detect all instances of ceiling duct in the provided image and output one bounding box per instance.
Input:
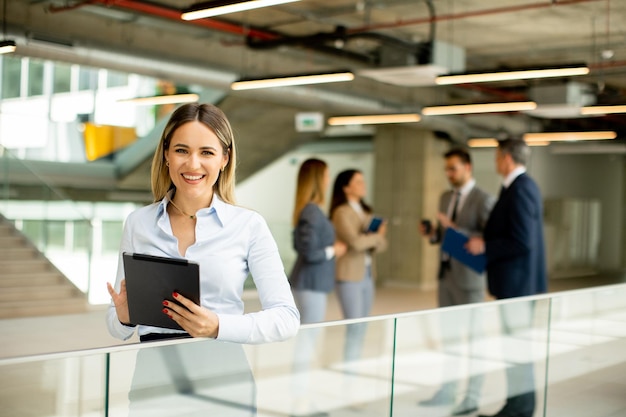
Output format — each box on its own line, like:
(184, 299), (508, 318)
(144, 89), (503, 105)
(527, 82), (596, 119)
(358, 40), (465, 87)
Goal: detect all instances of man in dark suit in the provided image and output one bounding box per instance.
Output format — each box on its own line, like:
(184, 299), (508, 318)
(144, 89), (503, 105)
(467, 138), (547, 417)
(419, 148), (495, 415)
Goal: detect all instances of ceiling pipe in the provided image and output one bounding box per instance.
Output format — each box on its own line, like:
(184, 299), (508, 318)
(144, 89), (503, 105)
(347, 0), (606, 35)
(48, 0), (278, 41)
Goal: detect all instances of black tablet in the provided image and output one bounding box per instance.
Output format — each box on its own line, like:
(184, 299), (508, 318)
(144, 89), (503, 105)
(122, 252), (200, 330)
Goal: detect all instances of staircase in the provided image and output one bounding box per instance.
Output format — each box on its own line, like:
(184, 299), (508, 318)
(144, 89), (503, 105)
(0, 217), (89, 319)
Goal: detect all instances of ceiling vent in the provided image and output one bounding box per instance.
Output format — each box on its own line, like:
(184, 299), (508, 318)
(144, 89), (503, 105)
(358, 40), (465, 87)
(527, 82), (596, 119)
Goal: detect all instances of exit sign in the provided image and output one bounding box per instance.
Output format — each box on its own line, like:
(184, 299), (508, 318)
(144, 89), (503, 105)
(295, 112), (324, 132)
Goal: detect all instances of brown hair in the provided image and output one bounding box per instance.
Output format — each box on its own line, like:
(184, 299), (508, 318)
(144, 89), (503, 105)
(292, 158), (328, 227)
(150, 103), (236, 204)
(329, 169), (371, 219)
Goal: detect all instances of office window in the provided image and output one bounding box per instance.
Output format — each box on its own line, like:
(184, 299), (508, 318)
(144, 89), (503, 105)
(1, 55), (22, 99)
(21, 220), (44, 248)
(46, 220), (67, 249)
(78, 67), (96, 91)
(106, 70), (128, 88)
(53, 63), (71, 93)
(73, 220), (91, 251)
(28, 59), (45, 96)
(102, 220), (124, 252)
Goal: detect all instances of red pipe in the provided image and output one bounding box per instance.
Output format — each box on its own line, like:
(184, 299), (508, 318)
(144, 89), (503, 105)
(348, 0), (606, 35)
(48, 0), (278, 41)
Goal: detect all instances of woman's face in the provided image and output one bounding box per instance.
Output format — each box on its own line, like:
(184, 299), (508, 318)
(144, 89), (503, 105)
(343, 171), (366, 200)
(164, 121), (228, 202)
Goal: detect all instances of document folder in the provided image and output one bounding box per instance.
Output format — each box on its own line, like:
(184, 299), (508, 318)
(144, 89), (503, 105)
(441, 228), (486, 274)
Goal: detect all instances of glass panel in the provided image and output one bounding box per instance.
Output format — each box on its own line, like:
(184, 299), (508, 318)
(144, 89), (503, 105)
(0, 354), (107, 417)
(53, 62), (71, 94)
(0, 146), (94, 297)
(246, 318), (394, 416)
(108, 339), (257, 417)
(28, 59), (45, 96)
(393, 299), (550, 417)
(545, 285), (626, 417)
(1, 55), (21, 99)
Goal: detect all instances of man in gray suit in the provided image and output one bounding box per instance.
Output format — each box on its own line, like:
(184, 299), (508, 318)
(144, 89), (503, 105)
(418, 148), (495, 415)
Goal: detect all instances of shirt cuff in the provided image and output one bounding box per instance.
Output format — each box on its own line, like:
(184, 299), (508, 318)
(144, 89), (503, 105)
(325, 246), (335, 260)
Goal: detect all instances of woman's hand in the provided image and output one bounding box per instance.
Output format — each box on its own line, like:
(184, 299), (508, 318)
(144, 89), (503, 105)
(163, 292), (220, 338)
(107, 280), (131, 325)
(334, 240), (348, 258)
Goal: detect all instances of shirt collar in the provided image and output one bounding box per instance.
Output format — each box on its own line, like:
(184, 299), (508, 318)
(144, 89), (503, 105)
(503, 166), (526, 188)
(348, 200), (363, 213)
(158, 189), (226, 227)
(454, 178), (476, 196)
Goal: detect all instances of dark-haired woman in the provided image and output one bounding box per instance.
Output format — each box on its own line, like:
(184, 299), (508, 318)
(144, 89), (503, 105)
(330, 169), (387, 363)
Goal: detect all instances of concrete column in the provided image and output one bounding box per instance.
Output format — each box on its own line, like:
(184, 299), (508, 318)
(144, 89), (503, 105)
(372, 126), (449, 290)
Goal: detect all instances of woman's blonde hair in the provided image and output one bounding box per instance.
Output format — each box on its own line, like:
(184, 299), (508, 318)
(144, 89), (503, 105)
(292, 158), (328, 227)
(150, 103), (236, 204)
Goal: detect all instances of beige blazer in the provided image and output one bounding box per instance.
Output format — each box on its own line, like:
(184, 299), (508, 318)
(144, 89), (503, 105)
(331, 203), (388, 282)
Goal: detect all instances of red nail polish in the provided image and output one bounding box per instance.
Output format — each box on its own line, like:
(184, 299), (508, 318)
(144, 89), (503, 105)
(163, 300), (168, 306)
(162, 308), (168, 314)
(173, 292), (179, 298)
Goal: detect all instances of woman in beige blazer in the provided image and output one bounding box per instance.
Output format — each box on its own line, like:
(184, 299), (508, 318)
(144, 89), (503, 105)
(329, 169), (387, 362)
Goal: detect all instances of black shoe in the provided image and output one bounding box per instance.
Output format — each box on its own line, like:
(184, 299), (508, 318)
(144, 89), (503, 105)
(477, 406), (533, 417)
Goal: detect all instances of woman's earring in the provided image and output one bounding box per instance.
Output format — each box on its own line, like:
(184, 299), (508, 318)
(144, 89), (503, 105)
(166, 161), (170, 167)
(221, 165), (225, 172)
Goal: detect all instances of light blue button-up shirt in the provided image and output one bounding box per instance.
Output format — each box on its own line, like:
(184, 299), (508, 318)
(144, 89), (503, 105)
(106, 193), (300, 344)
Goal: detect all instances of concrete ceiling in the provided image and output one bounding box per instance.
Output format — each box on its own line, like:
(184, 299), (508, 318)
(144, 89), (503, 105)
(4, 0), (626, 200)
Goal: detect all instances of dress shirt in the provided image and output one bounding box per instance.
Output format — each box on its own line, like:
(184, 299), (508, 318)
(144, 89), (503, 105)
(448, 178), (476, 217)
(106, 193), (300, 344)
(502, 166), (527, 188)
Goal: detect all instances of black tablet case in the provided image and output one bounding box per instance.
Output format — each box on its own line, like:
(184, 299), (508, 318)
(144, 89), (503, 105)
(123, 252), (200, 330)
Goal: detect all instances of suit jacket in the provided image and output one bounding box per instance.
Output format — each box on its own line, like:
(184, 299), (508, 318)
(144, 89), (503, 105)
(435, 185), (495, 291)
(332, 203), (387, 282)
(289, 203), (337, 293)
(484, 173), (547, 299)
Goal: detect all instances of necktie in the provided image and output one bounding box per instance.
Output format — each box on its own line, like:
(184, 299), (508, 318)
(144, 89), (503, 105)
(450, 191), (460, 223)
(440, 191), (460, 279)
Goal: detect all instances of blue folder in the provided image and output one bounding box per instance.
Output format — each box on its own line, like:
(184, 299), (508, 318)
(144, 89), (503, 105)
(441, 228), (486, 274)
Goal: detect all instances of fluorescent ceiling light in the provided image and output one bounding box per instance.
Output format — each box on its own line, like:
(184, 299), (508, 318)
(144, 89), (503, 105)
(468, 138), (549, 148)
(580, 105), (626, 115)
(231, 71), (354, 90)
(436, 65), (589, 85)
(422, 101), (537, 116)
(182, 0), (300, 20)
(524, 131), (617, 142)
(328, 114), (421, 126)
(0, 40), (16, 54)
(117, 93), (199, 106)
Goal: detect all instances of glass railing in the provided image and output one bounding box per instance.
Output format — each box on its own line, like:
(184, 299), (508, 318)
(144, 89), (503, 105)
(1, 283), (625, 417)
(0, 144), (95, 297)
